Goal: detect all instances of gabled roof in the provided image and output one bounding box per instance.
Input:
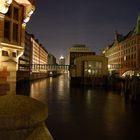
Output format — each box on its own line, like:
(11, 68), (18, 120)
(107, 15), (140, 49)
(123, 29), (134, 40)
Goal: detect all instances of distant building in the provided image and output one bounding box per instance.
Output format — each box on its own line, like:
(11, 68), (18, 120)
(19, 31), (31, 65)
(68, 44), (96, 65)
(18, 32), (48, 73)
(70, 55), (108, 78)
(30, 36), (48, 65)
(59, 56), (65, 65)
(102, 16), (140, 76)
(48, 53), (56, 65)
(19, 32), (48, 72)
(17, 32), (49, 80)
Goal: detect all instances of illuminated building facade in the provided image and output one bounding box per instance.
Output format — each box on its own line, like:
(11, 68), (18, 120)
(70, 55), (108, 78)
(30, 35), (48, 66)
(0, 0), (35, 85)
(102, 16), (140, 76)
(68, 44), (107, 79)
(68, 44), (96, 66)
(59, 56), (65, 65)
(19, 32), (48, 73)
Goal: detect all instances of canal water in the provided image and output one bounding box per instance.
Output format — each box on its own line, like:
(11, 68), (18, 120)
(16, 74), (140, 140)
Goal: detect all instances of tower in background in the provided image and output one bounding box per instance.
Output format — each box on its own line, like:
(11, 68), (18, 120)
(59, 55), (65, 65)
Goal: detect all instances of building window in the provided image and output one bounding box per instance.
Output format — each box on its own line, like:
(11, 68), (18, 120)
(12, 52), (16, 57)
(4, 20), (11, 41)
(4, 2), (23, 45)
(84, 61), (102, 77)
(2, 50), (9, 56)
(13, 7), (19, 20)
(13, 23), (18, 42)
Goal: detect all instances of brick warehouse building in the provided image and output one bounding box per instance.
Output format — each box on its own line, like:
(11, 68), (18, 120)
(102, 16), (140, 76)
(0, 0), (35, 94)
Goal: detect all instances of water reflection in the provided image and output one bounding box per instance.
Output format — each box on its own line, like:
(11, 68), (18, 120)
(16, 74), (140, 140)
(30, 79), (49, 103)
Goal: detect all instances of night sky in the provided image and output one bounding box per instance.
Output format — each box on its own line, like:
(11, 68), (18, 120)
(26, 0), (140, 63)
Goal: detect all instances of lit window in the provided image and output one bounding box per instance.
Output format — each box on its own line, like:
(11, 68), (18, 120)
(84, 61), (103, 77)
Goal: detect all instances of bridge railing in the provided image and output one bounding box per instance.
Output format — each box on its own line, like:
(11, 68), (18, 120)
(18, 64), (70, 72)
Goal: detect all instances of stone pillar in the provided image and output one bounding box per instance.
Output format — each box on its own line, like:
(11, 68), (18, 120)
(0, 95), (53, 140)
(0, 12), (16, 95)
(0, 61), (17, 95)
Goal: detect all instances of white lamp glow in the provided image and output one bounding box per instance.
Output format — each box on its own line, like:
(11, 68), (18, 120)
(6, 0), (12, 4)
(23, 16), (30, 23)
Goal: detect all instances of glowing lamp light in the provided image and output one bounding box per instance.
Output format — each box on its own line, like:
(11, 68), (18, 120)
(88, 69), (91, 73)
(14, 0), (30, 5)
(6, 0), (13, 4)
(23, 9), (34, 23)
(28, 9), (34, 15)
(23, 16), (30, 23)
(0, 6), (8, 14)
(0, 0), (12, 14)
(60, 56), (64, 59)
(124, 56), (126, 61)
(88, 64), (91, 67)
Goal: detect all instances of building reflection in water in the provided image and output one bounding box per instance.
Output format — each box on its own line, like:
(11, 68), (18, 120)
(86, 89), (92, 105)
(49, 77), (53, 91)
(30, 75), (69, 103)
(30, 79), (49, 104)
(98, 91), (133, 139)
(15, 74), (140, 139)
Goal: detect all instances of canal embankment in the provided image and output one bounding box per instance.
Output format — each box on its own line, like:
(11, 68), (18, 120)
(70, 76), (140, 101)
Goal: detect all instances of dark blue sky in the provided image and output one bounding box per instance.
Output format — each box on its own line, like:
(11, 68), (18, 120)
(26, 0), (140, 62)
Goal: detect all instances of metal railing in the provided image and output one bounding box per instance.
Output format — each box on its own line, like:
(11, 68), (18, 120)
(18, 64), (70, 72)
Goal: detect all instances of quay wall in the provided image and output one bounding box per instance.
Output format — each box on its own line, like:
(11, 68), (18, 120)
(16, 71), (49, 81)
(70, 76), (140, 100)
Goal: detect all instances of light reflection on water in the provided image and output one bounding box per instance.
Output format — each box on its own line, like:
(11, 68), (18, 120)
(24, 74), (70, 103)
(16, 74), (140, 140)
(30, 79), (49, 103)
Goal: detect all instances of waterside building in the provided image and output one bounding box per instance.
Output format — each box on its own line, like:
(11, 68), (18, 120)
(102, 16), (140, 77)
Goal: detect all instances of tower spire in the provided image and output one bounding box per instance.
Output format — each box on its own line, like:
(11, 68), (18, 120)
(135, 15), (140, 34)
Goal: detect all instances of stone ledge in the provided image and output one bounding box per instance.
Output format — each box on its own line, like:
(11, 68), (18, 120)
(0, 95), (48, 130)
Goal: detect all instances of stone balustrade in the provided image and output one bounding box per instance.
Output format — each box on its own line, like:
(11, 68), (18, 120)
(0, 95), (53, 140)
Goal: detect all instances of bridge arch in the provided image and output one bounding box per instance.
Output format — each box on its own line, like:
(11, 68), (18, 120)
(122, 70), (140, 77)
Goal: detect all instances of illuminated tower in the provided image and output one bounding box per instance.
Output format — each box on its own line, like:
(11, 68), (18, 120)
(0, 0), (35, 94)
(59, 55), (65, 65)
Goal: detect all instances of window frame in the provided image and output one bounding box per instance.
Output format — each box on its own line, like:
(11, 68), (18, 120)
(4, 2), (23, 45)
